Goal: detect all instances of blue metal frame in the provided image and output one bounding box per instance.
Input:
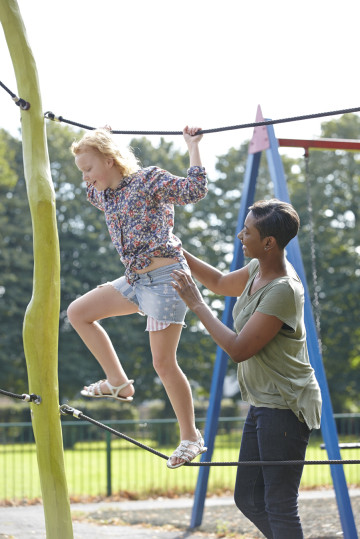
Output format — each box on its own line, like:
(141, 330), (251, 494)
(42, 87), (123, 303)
(190, 122), (358, 538)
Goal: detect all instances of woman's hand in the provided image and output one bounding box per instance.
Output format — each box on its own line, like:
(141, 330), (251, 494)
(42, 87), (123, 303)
(171, 269), (205, 312)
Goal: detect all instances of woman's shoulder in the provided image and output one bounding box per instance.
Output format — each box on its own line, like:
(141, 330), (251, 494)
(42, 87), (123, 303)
(285, 261), (302, 282)
(267, 262), (302, 289)
(266, 265), (304, 305)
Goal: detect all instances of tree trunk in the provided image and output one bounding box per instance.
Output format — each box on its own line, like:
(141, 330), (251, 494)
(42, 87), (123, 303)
(0, 1), (73, 537)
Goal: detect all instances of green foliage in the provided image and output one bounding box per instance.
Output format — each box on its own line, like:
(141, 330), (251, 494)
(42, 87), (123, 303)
(0, 116), (359, 413)
(290, 114), (360, 411)
(0, 129), (18, 193)
(0, 132), (32, 394)
(0, 400), (32, 424)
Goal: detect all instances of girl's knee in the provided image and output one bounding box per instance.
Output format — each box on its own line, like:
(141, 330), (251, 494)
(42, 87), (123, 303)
(67, 298), (85, 327)
(152, 355), (167, 377)
(152, 354), (177, 379)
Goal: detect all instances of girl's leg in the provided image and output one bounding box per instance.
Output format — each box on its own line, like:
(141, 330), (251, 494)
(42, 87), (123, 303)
(67, 284), (138, 397)
(149, 324), (199, 466)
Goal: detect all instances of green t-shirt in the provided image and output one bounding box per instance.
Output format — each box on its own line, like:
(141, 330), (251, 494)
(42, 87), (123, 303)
(233, 258), (322, 430)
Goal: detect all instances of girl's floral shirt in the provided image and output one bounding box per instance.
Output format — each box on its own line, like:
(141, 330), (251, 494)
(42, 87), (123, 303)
(86, 165), (207, 284)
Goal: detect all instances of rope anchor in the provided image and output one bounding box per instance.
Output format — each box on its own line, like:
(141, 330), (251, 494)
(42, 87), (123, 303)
(44, 111), (63, 122)
(12, 95), (30, 110)
(0, 388), (41, 404)
(0, 80), (30, 110)
(22, 393), (42, 404)
(60, 403), (82, 418)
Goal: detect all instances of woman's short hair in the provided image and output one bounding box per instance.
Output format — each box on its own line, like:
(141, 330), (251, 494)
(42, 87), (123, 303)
(71, 128), (140, 177)
(248, 199), (300, 249)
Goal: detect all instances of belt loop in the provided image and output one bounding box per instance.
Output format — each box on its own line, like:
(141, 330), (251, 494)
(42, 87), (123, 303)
(148, 273), (153, 283)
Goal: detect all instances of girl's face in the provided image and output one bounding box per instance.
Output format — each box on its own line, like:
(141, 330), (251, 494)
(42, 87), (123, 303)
(238, 211), (266, 258)
(75, 148), (118, 191)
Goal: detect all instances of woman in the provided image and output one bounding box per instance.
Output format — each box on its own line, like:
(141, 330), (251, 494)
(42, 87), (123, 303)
(171, 199), (322, 538)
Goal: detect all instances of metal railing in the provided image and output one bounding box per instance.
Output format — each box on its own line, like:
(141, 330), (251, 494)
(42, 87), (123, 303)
(0, 415), (359, 502)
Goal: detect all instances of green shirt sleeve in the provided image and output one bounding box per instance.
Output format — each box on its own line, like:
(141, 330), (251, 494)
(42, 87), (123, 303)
(256, 279), (300, 334)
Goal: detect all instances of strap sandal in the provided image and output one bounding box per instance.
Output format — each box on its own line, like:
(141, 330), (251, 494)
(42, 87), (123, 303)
(80, 379), (134, 402)
(167, 429), (207, 469)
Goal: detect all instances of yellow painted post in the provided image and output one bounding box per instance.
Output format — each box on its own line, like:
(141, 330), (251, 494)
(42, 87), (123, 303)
(0, 1), (73, 537)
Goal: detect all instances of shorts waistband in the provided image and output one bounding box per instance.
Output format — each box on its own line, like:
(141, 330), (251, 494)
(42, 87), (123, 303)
(133, 261), (189, 282)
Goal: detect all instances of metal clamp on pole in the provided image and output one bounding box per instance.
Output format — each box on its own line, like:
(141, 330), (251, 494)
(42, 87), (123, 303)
(22, 393), (42, 404)
(59, 404), (83, 419)
(44, 111), (63, 122)
(12, 95), (30, 110)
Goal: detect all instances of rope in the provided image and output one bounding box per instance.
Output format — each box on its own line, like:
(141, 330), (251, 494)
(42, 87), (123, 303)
(1, 79), (359, 133)
(0, 80), (30, 110)
(59, 405), (360, 467)
(0, 388), (41, 404)
(44, 106), (360, 136)
(60, 404), (169, 460)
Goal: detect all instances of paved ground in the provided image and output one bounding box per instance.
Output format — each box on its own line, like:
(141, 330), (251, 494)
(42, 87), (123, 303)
(0, 489), (359, 538)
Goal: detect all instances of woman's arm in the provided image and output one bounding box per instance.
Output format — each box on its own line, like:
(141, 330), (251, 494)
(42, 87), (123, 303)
(171, 269), (283, 363)
(183, 249), (250, 298)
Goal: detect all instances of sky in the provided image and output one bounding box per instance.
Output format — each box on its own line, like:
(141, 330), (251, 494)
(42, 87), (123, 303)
(1, 0), (360, 175)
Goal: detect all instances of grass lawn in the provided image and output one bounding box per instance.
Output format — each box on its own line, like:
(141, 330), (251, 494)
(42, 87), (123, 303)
(1, 434), (359, 502)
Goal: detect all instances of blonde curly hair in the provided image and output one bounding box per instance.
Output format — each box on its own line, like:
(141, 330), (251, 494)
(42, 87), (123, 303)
(71, 128), (140, 177)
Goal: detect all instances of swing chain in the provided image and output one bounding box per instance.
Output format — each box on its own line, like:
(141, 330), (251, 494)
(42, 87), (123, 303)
(304, 151), (323, 353)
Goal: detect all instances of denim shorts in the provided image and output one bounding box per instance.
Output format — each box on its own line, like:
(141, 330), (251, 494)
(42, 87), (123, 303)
(108, 261), (191, 330)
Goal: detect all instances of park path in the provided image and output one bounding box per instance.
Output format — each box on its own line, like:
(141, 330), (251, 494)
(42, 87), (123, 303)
(0, 489), (359, 538)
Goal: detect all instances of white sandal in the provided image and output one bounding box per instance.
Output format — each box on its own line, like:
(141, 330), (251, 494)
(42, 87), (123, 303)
(80, 379), (134, 402)
(167, 429), (207, 469)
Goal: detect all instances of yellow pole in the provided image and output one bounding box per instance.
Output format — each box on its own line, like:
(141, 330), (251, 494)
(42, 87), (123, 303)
(0, 1), (73, 537)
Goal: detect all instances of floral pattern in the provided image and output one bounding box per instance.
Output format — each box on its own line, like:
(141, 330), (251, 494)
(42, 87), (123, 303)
(86, 165), (207, 283)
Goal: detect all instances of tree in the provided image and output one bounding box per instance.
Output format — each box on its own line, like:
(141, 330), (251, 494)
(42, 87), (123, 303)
(0, 130), (33, 393)
(289, 114), (360, 411)
(1, 0), (72, 533)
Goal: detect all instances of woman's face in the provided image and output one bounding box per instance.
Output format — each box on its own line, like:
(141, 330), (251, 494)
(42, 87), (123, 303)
(238, 211), (265, 258)
(75, 148), (117, 191)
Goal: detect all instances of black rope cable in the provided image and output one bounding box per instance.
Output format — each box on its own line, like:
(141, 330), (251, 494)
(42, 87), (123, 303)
(0, 80), (30, 110)
(1, 79), (359, 134)
(44, 106), (360, 136)
(1, 77), (360, 134)
(60, 404), (170, 460)
(59, 405), (360, 467)
(0, 388), (41, 404)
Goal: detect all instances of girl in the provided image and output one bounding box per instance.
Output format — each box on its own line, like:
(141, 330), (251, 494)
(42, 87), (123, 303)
(68, 126), (208, 468)
(171, 199), (322, 537)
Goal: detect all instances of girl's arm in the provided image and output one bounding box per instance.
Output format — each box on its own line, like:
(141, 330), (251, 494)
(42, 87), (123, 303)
(183, 126), (203, 167)
(86, 182), (105, 211)
(183, 249), (250, 298)
(171, 269), (283, 363)
(145, 126), (206, 205)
